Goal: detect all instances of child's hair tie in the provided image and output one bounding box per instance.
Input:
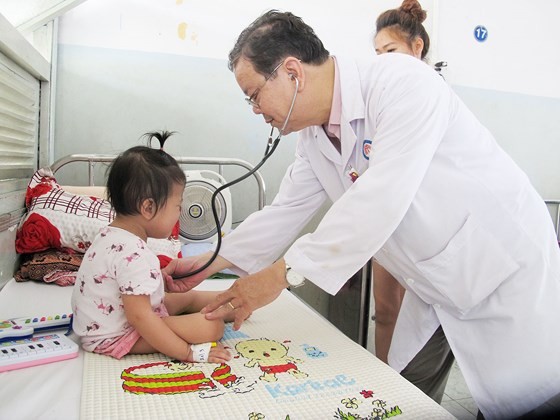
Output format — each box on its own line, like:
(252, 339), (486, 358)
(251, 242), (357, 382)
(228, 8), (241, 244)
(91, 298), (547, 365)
(143, 130), (177, 151)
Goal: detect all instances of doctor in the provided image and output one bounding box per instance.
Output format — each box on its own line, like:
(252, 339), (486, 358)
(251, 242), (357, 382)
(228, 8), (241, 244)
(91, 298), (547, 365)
(166, 10), (560, 419)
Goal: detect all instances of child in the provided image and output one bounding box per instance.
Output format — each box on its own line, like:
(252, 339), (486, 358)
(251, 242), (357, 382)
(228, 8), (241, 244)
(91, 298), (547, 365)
(71, 131), (230, 363)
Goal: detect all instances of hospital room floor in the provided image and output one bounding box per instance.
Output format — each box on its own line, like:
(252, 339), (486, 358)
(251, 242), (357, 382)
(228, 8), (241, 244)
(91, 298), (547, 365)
(366, 321), (478, 419)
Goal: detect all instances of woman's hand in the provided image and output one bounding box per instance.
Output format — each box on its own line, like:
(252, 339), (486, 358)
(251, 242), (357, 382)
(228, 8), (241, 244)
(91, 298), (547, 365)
(202, 259), (288, 330)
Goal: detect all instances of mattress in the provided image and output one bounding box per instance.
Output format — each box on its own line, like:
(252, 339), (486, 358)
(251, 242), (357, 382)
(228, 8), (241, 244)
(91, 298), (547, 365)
(0, 279), (82, 420)
(0, 279), (455, 420)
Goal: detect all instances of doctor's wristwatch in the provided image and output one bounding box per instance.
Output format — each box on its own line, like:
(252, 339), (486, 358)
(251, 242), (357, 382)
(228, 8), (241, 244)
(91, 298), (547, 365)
(285, 263), (306, 288)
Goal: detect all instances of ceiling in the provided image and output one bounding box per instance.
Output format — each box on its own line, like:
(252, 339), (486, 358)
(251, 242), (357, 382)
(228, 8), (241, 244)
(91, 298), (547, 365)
(0, 0), (86, 32)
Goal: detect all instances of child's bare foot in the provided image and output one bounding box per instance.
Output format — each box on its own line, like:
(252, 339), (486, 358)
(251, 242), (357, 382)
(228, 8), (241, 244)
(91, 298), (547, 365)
(207, 344), (231, 363)
(188, 342), (231, 363)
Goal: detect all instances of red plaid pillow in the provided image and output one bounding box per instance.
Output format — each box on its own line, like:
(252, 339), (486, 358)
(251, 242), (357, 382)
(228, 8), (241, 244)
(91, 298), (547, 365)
(16, 168), (115, 253)
(16, 168), (181, 265)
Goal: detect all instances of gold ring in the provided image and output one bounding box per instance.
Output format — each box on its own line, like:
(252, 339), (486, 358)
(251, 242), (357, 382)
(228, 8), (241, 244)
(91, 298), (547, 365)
(228, 302), (236, 311)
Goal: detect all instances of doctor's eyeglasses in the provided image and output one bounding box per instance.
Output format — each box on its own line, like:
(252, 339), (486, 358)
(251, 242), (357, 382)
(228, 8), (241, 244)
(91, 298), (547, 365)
(245, 60), (284, 108)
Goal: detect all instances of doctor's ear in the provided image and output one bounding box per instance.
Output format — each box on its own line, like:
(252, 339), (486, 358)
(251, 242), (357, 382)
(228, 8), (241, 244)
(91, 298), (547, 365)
(284, 56), (303, 82)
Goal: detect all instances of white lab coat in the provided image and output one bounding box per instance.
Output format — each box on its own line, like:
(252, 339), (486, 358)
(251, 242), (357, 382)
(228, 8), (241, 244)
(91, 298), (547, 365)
(220, 54), (560, 419)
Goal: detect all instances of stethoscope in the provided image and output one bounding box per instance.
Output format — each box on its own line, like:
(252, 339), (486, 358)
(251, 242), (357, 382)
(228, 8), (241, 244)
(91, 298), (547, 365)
(173, 74), (300, 279)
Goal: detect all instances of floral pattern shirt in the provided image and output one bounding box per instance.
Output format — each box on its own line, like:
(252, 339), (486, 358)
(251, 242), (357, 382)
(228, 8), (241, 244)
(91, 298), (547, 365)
(71, 226), (165, 351)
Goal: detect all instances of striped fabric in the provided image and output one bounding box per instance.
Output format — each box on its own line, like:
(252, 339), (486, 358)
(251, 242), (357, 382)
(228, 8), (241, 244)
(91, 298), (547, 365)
(29, 187), (115, 222)
(16, 168), (181, 262)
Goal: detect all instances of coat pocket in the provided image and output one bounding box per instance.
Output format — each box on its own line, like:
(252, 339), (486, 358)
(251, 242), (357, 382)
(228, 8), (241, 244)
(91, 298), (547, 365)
(415, 214), (520, 314)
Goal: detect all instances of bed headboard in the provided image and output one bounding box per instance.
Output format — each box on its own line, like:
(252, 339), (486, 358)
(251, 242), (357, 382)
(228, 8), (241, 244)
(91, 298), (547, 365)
(50, 153), (266, 211)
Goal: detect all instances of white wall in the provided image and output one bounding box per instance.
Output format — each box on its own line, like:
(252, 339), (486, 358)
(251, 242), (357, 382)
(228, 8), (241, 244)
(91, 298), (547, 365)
(53, 0), (435, 222)
(437, 0), (560, 99)
(57, 0), (435, 61)
(54, 0), (560, 217)
(435, 0), (560, 198)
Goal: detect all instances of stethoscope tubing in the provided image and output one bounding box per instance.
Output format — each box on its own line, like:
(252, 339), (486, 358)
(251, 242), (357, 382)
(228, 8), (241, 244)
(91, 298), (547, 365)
(172, 77), (299, 279)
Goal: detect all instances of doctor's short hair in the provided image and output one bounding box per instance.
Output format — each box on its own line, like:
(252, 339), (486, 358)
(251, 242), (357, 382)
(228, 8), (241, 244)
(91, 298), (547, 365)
(376, 0), (430, 60)
(106, 131), (186, 217)
(228, 9), (330, 76)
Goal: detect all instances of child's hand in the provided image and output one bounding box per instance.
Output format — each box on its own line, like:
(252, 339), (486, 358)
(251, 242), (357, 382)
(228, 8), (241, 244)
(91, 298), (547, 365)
(163, 257), (209, 293)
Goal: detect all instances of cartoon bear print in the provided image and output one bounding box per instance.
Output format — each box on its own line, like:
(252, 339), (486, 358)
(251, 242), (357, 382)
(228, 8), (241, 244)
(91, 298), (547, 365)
(235, 338), (308, 382)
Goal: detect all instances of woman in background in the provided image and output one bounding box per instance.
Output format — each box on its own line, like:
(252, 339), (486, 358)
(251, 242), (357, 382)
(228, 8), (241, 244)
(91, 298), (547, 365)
(372, 0), (455, 405)
(374, 0), (429, 60)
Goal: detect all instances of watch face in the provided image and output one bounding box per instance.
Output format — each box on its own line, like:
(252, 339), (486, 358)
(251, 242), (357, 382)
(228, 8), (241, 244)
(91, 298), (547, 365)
(287, 268), (305, 287)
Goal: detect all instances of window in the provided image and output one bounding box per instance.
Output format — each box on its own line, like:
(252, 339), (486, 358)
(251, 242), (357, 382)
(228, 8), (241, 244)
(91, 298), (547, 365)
(0, 12), (50, 222)
(0, 50), (40, 182)
(0, 12), (50, 287)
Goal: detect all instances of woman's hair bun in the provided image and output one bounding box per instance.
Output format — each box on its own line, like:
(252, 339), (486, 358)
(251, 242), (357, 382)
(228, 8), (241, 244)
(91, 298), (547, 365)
(400, 0), (427, 23)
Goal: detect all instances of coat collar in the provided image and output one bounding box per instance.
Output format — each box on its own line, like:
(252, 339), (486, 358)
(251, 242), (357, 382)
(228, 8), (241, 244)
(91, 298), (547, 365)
(311, 56), (366, 166)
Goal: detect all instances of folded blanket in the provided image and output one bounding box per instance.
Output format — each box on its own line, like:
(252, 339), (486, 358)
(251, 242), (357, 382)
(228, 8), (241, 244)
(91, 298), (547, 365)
(14, 248), (83, 286)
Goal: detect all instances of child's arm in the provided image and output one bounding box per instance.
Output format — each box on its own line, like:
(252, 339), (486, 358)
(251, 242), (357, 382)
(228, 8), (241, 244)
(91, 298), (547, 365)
(163, 252), (232, 293)
(122, 294), (229, 362)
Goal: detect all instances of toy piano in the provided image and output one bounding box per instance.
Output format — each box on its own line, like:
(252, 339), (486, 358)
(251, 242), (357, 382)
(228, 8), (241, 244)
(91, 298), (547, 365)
(0, 313), (76, 372)
(0, 333), (79, 373)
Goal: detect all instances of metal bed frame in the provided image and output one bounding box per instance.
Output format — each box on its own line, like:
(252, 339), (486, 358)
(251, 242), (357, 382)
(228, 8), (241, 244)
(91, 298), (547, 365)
(50, 154), (267, 210)
(47, 157), (560, 240)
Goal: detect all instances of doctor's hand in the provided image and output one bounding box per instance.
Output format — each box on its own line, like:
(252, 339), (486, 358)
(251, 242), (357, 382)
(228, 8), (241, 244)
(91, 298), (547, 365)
(202, 259), (289, 330)
(163, 252), (230, 293)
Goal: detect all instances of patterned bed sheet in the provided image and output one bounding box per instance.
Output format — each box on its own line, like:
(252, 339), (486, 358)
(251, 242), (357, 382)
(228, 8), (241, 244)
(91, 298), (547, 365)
(80, 284), (455, 420)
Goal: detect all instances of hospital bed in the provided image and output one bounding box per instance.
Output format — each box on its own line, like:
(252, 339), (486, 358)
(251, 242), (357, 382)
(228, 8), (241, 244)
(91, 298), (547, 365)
(0, 155), (454, 419)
